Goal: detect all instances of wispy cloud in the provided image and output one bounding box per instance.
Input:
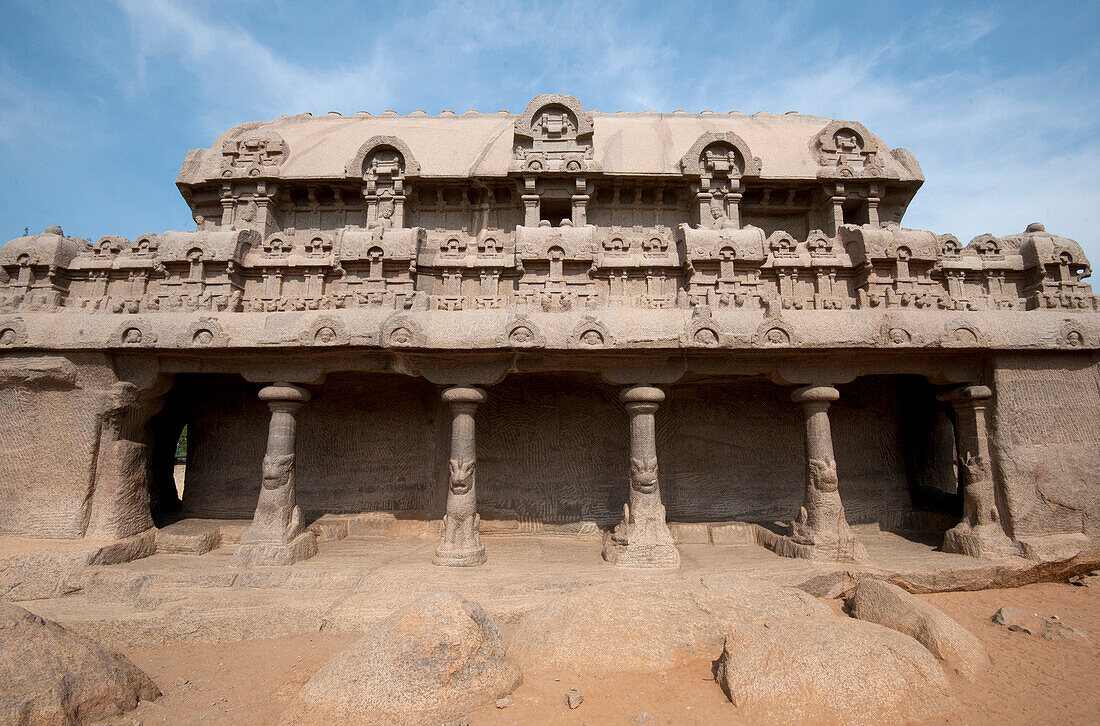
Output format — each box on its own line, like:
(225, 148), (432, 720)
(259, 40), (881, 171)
(113, 0), (392, 130)
(1, 0), (1097, 259)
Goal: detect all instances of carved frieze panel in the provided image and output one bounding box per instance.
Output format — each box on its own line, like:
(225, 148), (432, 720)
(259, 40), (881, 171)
(182, 317), (229, 348)
(752, 318), (797, 348)
(680, 307), (727, 347)
(570, 315), (613, 348)
(512, 95), (598, 173)
(0, 318), (27, 348)
(110, 319), (158, 348)
(297, 315), (350, 347)
(344, 135), (420, 180)
(679, 132), (762, 179)
(681, 224), (767, 263)
(501, 315), (544, 348)
(221, 128), (287, 179)
(381, 314), (425, 347)
(595, 227), (678, 269)
(812, 121), (886, 179)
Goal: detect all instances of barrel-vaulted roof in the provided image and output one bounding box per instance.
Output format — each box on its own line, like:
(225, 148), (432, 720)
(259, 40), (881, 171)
(177, 100), (923, 186)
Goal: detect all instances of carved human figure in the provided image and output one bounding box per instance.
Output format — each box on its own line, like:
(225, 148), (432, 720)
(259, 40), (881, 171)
(509, 326), (534, 344)
(708, 205), (737, 230)
(694, 328), (718, 346)
(434, 386), (487, 566)
(787, 385), (867, 562)
(123, 328), (142, 345)
(939, 385), (1016, 558)
(314, 326), (337, 344)
(603, 385), (679, 568)
(232, 383), (318, 567)
(369, 199), (395, 235)
(581, 330), (603, 346)
(0, 329), (15, 346)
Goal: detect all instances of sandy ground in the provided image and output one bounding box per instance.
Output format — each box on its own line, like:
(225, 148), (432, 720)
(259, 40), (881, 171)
(110, 580), (1100, 725)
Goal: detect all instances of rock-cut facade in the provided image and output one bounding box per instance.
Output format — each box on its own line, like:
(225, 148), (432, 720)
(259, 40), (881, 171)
(0, 95), (1097, 569)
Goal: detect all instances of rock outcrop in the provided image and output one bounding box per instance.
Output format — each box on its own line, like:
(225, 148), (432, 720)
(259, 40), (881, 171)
(0, 603), (158, 725)
(715, 615), (958, 725)
(847, 578), (988, 678)
(281, 592), (521, 726)
(508, 577), (831, 672)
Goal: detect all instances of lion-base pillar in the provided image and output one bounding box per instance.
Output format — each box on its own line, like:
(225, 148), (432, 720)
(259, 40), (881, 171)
(231, 383), (317, 567)
(602, 384), (679, 568)
(433, 385), (487, 567)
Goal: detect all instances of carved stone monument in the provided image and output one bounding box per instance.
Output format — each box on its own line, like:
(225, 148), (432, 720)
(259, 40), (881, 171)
(0, 95), (1097, 572)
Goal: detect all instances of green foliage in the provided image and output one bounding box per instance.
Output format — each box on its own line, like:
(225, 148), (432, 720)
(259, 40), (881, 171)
(175, 425), (188, 461)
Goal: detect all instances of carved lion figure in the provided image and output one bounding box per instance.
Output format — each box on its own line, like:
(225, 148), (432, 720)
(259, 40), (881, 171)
(261, 453), (295, 490)
(449, 457), (475, 495)
(629, 456), (659, 494)
(807, 458), (839, 492)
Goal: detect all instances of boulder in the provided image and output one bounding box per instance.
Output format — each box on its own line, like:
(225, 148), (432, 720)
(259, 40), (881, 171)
(507, 576), (831, 672)
(0, 603), (158, 725)
(281, 592), (521, 726)
(847, 578), (988, 678)
(715, 616), (958, 725)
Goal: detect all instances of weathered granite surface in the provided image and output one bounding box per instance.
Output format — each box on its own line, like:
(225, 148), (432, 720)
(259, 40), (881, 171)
(0, 94), (1097, 572)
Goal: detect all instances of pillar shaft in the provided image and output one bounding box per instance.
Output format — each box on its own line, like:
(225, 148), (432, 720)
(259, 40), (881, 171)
(940, 385), (1016, 557)
(786, 384), (866, 562)
(602, 385), (679, 568)
(231, 383), (317, 567)
(434, 386), (487, 567)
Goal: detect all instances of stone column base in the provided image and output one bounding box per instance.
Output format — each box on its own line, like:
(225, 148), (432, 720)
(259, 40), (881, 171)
(763, 531), (868, 564)
(942, 524), (1018, 559)
(432, 545), (487, 567)
(230, 530), (318, 568)
(601, 535), (680, 569)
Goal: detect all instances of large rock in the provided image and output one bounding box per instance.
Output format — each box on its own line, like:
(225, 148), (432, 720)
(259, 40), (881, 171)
(0, 603), (158, 725)
(507, 576), (832, 672)
(281, 592), (521, 726)
(715, 616), (958, 725)
(847, 578), (988, 678)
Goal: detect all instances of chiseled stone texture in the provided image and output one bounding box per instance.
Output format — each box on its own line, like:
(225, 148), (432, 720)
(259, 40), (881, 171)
(0, 93), (1097, 573)
(847, 578), (988, 679)
(0, 602), (159, 725)
(281, 592), (521, 726)
(715, 615), (959, 725)
(507, 577), (831, 672)
(992, 354), (1100, 543)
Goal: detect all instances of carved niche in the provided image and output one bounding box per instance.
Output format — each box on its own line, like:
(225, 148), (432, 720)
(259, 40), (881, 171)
(680, 132), (761, 228)
(512, 95), (597, 173)
(812, 121), (886, 178)
(221, 128), (287, 178)
(346, 136), (420, 230)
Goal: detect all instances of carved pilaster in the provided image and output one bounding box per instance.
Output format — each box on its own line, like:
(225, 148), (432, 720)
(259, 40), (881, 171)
(434, 385), (487, 567)
(602, 385), (679, 568)
(939, 385), (1018, 558)
(231, 383), (318, 567)
(784, 385), (867, 562)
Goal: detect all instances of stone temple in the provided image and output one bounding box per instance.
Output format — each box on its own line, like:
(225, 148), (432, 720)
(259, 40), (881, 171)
(1, 94), (1097, 573)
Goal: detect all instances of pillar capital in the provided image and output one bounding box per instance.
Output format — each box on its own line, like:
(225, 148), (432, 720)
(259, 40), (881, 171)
(791, 384), (839, 404)
(620, 384), (665, 406)
(937, 384), (992, 405)
(259, 383), (311, 405)
(441, 385), (487, 406)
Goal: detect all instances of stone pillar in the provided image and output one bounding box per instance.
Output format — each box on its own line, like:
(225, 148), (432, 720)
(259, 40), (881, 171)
(434, 385), (487, 567)
(787, 385), (867, 562)
(939, 385), (1017, 558)
(231, 383), (318, 567)
(602, 385), (679, 568)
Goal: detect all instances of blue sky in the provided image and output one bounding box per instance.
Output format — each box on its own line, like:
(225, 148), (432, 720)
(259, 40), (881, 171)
(2, 0), (1098, 261)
